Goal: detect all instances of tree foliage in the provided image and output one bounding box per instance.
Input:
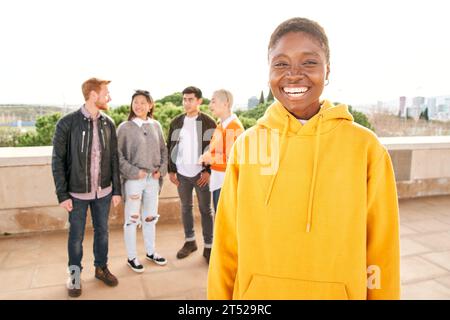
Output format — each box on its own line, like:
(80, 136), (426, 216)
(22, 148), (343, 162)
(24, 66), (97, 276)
(267, 89), (274, 102)
(156, 92), (210, 107)
(0, 127), (22, 147)
(347, 105), (374, 131)
(236, 102), (271, 128)
(419, 108), (429, 121)
(156, 92), (183, 106)
(105, 105), (129, 126)
(17, 113), (61, 146)
(3, 97), (374, 147)
(259, 90), (265, 105)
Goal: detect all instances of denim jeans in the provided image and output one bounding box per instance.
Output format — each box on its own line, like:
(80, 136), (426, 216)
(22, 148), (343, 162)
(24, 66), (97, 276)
(177, 173), (213, 247)
(68, 193), (112, 272)
(123, 176), (160, 260)
(212, 189), (221, 213)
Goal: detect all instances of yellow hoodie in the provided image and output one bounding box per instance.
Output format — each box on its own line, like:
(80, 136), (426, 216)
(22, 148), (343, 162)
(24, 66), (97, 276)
(207, 100), (400, 300)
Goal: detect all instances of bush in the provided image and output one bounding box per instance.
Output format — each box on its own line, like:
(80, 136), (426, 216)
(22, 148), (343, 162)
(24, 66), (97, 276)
(105, 105), (129, 127)
(108, 102), (213, 139)
(156, 92), (183, 106)
(0, 127), (22, 147)
(17, 113), (61, 146)
(236, 102), (271, 121)
(347, 105), (374, 131)
(2, 99), (373, 147)
(156, 92), (210, 108)
(153, 103), (183, 137)
(238, 116), (257, 129)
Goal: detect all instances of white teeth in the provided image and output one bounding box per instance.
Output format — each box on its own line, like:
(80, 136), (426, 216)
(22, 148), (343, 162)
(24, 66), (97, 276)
(283, 87), (308, 94)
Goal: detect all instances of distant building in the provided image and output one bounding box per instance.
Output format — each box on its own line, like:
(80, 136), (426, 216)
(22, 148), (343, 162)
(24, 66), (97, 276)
(427, 97), (437, 118)
(413, 96), (425, 108)
(445, 98), (450, 109)
(438, 104), (449, 113)
(247, 96), (259, 109)
(399, 96), (406, 117)
(411, 96), (427, 120)
(435, 103), (450, 121)
(392, 95), (449, 122)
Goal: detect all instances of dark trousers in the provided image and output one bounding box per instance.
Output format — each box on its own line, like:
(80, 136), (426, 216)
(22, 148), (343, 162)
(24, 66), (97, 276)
(212, 189), (221, 213)
(177, 173), (213, 246)
(68, 193), (112, 271)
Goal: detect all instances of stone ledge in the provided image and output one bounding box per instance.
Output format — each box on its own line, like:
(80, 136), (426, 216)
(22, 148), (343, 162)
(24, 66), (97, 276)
(0, 198), (197, 235)
(0, 146), (52, 167)
(397, 178), (450, 199)
(381, 136), (450, 150)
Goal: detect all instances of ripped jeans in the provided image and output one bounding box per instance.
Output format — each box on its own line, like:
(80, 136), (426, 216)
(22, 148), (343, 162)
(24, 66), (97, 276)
(123, 176), (160, 260)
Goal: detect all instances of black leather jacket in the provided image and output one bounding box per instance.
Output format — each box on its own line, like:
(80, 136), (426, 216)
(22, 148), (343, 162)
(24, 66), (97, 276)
(51, 108), (121, 203)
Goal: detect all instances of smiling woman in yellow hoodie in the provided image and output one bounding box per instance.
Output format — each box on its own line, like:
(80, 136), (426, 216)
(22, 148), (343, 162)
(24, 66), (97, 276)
(207, 17), (400, 300)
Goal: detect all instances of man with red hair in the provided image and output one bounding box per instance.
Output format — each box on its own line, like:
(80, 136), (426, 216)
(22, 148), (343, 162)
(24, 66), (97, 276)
(52, 77), (122, 297)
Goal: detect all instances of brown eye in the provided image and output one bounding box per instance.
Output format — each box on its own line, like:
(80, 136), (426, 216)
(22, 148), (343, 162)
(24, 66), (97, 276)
(304, 60), (318, 66)
(273, 62), (288, 68)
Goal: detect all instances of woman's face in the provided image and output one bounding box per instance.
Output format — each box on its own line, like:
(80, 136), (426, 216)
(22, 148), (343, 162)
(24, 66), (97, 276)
(269, 31), (329, 119)
(132, 95), (152, 119)
(209, 94), (228, 118)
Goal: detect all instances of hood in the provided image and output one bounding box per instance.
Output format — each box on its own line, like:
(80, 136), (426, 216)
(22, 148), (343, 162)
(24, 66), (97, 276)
(257, 99), (354, 232)
(257, 99), (353, 135)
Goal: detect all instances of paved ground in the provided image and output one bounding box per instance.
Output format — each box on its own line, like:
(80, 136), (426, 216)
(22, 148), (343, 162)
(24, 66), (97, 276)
(1, 195), (450, 300)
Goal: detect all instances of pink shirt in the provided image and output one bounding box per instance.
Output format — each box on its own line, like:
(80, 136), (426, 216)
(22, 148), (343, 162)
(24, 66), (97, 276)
(70, 106), (112, 200)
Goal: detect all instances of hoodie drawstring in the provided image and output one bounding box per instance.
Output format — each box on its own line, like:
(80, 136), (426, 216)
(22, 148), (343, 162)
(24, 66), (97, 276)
(264, 114), (290, 206)
(306, 114), (323, 232)
(264, 112), (323, 233)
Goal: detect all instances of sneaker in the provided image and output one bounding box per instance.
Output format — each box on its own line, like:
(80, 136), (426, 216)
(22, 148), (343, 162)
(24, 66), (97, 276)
(66, 276), (82, 298)
(127, 258), (145, 273)
(176, 240), (198, 259)
(203, 247), (211, 264)
(95, 266), (119, 287)
(146, 253), (167, 266)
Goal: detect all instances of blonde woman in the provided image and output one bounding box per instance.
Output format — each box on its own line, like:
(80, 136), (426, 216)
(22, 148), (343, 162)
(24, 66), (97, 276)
(200, 89), (244, 213)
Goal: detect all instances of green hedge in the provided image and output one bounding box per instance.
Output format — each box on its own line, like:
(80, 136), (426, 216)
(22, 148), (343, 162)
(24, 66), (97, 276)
(1, 99), (373, 147)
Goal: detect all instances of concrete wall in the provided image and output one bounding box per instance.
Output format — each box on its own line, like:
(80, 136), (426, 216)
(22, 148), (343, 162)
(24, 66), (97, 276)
(1, 136), (450, 234)
(381, 136), (450, 199)
(0, 147), (184, 235)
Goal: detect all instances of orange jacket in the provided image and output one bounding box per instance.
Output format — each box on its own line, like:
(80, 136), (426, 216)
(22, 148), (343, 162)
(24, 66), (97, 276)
(207, 116), (244, 172)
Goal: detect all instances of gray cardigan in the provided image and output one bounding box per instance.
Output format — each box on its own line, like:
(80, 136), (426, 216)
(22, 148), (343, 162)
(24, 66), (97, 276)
(117, 119), (168, 180)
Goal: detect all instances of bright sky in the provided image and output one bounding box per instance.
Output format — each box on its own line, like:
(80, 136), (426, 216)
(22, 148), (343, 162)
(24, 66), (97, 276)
(0, 0), (449, 108)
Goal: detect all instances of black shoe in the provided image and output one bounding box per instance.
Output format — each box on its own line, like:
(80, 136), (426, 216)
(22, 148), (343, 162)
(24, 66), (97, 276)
(203, 248), (211, 264)
(146, 253), (167, 266)
(176, 240), (198, 259)
(127, 258), (145, 273)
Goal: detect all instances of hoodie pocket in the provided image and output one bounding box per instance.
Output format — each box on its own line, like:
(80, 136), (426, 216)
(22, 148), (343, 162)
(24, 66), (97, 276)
(242, 274), (348, 300)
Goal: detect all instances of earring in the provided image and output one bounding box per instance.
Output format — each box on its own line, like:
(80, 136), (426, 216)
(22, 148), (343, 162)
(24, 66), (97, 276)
(325, 79), (329, 86)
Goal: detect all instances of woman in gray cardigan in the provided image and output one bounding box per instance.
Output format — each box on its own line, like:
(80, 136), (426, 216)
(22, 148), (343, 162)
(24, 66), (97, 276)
(117, 90), (168, 273)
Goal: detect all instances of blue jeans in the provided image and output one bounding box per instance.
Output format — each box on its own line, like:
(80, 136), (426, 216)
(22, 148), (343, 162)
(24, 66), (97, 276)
(212, 189), (221, 213)
(68, 193), (112, 271)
